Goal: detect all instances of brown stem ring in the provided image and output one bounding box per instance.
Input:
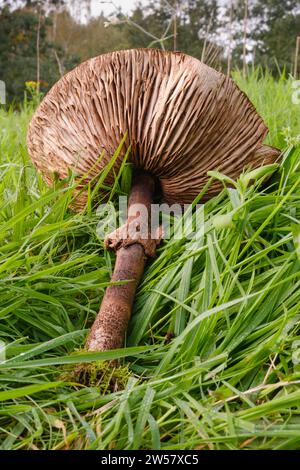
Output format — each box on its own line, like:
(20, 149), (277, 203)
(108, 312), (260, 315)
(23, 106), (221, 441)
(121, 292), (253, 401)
(86, 172), (159, 352)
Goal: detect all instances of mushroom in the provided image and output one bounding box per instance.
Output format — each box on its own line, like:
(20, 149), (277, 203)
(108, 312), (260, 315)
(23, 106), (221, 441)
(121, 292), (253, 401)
(27, 48), (280, 353)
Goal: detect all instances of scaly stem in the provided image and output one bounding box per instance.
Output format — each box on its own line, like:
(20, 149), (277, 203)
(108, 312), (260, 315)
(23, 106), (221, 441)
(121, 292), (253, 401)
(86, 172), (155, 351)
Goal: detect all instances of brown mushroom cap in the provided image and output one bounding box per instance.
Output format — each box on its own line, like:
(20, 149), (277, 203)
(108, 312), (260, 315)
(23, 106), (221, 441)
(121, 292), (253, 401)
(27, 48), (280, 208)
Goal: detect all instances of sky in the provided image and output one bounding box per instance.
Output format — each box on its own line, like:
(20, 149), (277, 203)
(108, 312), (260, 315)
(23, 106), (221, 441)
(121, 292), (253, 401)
(91, 0), (142, 18)
(90, 0), (228, 19)
(0, 0), (142, 19)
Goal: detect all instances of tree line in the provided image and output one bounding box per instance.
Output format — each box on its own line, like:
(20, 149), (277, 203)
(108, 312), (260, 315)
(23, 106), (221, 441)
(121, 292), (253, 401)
(0, 0), (299, 105)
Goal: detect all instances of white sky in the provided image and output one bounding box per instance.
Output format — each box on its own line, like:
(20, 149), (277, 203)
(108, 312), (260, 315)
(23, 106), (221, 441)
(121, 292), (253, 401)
(92, 0), (142, 17)
(91, 0), (229, 17)
(3, 0), (228, 20)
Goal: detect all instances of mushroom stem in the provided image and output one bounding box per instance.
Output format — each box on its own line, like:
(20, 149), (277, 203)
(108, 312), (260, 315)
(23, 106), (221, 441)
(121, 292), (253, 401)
(86, 172), (155, 351)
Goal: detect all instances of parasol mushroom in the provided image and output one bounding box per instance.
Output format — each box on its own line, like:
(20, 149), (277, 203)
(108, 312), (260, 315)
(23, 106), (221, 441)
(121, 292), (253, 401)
(27, 48), (280, 353)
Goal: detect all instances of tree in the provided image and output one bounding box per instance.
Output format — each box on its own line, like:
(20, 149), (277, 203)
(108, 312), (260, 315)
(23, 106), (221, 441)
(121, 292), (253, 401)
(52, 10), (131, 59)
(0, 5), (78, 105)
(224, 0), (300, 74)
(121, 0), (220, 63)
(252, 0), (300, 73)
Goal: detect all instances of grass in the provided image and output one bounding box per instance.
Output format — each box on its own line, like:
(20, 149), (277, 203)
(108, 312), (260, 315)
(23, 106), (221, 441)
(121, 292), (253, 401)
(0, 70), (300, 450)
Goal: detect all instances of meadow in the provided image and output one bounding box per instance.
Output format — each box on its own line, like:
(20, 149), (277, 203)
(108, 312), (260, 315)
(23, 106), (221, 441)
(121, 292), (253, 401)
(0, 69), (300, 450)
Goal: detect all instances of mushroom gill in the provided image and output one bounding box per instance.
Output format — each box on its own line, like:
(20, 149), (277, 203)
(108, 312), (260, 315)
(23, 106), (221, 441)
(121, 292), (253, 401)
(27, 48), (280, 353)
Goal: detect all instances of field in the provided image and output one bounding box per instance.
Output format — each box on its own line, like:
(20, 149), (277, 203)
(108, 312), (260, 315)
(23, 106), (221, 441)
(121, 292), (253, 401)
(0, 70), (300, 450)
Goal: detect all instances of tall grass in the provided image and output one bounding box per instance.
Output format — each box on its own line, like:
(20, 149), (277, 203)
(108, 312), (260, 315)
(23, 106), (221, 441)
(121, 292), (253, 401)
(234, 68), (300, 148)
(0, 70), (300, 450)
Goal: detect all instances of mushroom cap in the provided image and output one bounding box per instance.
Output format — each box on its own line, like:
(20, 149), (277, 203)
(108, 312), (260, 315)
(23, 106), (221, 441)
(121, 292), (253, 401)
(27, 48), (280, 208)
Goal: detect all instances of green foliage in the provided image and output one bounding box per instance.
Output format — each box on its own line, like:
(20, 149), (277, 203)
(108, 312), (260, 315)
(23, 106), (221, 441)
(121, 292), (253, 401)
(0, 71), (300, 449)
(124, 0), (219, 56)
(1, 0), (300, 106)
(230, 0), (300, 73)
(252, 0), (299, 73)
(233, 68), (300, 149)
(52, 10), (131, 60)
(256, 14), (300, 73)
(0, 6), (78, 105)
